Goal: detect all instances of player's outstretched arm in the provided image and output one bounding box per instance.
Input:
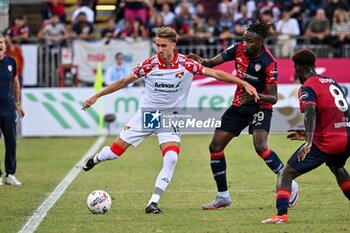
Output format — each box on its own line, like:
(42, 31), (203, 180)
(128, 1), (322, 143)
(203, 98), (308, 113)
(203, 68), (259, 101)
(186, 53), (224, 68)
(82, 73), (137, 110)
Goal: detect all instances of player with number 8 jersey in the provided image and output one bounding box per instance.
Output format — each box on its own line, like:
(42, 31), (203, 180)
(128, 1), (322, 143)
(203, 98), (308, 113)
(262, 49), (350, 224)
(298, 74), (349, 154)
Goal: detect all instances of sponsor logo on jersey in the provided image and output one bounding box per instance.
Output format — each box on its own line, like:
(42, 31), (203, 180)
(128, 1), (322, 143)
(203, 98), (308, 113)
(154, 81), (181, 90)
(319, 78), (333, 83)
(150, 73), (164, 77)
(155, 82), (175, 88)
(143, 110), (161, 129)
(255, 63), (261, 72)
(299, 92), (309, 101)
(243, 73), (259, 81)
(175, 71), (184, 78)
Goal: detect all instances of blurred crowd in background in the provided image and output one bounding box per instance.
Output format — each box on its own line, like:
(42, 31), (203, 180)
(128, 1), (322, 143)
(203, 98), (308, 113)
(5, 0), (350, 52)
(2, 0), (350, 87)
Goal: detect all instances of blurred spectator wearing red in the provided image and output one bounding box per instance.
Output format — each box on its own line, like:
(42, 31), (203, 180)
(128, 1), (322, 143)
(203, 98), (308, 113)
(3, 15), (29, 87)
(258, 0), (281, 22)
(41, 0), (66, 23)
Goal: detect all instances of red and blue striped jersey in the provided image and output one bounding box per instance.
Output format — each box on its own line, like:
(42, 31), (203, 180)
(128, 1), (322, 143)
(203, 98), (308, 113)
(220, 42), (278, 111)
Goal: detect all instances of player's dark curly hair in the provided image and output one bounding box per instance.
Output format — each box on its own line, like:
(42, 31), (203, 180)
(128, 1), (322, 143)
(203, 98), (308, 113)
(292, 49), (316, 66)
(247, 21), (276, 40)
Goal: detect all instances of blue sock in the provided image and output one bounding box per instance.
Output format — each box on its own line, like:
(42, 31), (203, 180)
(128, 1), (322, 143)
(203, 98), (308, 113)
(259, 148), (284, 174)
(276, 188), (290, 215)
(210, 152), (227, 192)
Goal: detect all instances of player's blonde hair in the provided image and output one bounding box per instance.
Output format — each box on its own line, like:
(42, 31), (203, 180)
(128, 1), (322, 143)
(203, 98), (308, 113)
(155, 27), (177, 43)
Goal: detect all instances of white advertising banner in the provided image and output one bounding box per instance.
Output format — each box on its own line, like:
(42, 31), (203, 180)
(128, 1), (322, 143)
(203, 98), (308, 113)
(22, 44), (38, 86)
(21, 84), (350, 137)
(73, 39), (151, 83)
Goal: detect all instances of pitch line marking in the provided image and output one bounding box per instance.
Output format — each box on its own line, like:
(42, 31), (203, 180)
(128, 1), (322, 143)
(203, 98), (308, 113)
(18, 136), (106, 233)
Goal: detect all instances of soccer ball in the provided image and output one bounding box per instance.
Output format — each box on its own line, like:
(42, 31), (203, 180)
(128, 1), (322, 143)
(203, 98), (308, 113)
(86, 190), (112, 214)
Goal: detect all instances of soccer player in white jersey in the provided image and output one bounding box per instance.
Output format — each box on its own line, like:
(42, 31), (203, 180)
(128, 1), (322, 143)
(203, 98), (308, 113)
(82, 27), (259, 214)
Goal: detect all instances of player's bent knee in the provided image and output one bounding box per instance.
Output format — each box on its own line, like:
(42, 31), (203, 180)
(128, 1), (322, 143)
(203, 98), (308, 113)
(209, 143), (224, 153)
(280, 165), (300, 180)
(255, 144), (268, 155)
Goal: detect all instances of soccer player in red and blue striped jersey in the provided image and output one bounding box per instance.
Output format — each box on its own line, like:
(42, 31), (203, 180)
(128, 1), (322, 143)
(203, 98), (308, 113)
(262, 49), (350, 224)
(188, 21), (299, 210)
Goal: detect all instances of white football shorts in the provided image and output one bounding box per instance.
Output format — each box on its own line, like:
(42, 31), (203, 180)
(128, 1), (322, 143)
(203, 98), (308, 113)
(119, 111), (181, 147)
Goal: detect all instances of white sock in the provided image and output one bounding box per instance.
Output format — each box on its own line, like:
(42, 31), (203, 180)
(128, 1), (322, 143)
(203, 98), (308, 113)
(148, 150), (178, 205)
(94, 146), (119, 163)
(148, 194), (161, 205)
(218, 191), (230, 198)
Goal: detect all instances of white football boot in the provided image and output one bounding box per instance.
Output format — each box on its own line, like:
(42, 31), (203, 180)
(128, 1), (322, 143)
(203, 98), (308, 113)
(4, 174), (22, 186)
(289, 180), (299, 207)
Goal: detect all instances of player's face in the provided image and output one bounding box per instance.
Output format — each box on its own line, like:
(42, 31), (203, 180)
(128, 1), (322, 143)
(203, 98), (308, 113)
(155, 37), (176, 62)
(242, 31), (263, 57)
(0, 37), (6, 58)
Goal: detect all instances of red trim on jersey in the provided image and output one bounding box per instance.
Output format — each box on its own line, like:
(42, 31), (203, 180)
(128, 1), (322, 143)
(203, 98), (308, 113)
(263, 46), (277, 63)
(265, 62), (278, 84)
(276, 188), (291, 200)
(211, 151), (225, 160)
(340, 179), (350, 192)
(157, 51), (179, 66)
(110, 142), (126, 156)
(162, 145), (180, 157)
(258, 147), (272, 159)
(304, 101), (317, 106)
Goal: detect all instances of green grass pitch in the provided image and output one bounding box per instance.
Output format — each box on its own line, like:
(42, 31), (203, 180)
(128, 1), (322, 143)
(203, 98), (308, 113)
(0, 135), (349, 233)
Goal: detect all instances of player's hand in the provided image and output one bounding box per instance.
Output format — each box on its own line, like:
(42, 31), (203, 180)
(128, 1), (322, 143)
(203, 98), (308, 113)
(287, 129), (306, 140)
(242, 83), (259, 102)
(186, 53), (203, 64)
(238, 90), (259, 104)
(82, 96), (98, 111)
(16, 105), (25, 118)
(297, 142), (312, 161)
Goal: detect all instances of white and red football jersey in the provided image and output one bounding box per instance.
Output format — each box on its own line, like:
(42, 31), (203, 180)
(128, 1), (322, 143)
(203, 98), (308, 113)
(133, 51), (205, 109)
